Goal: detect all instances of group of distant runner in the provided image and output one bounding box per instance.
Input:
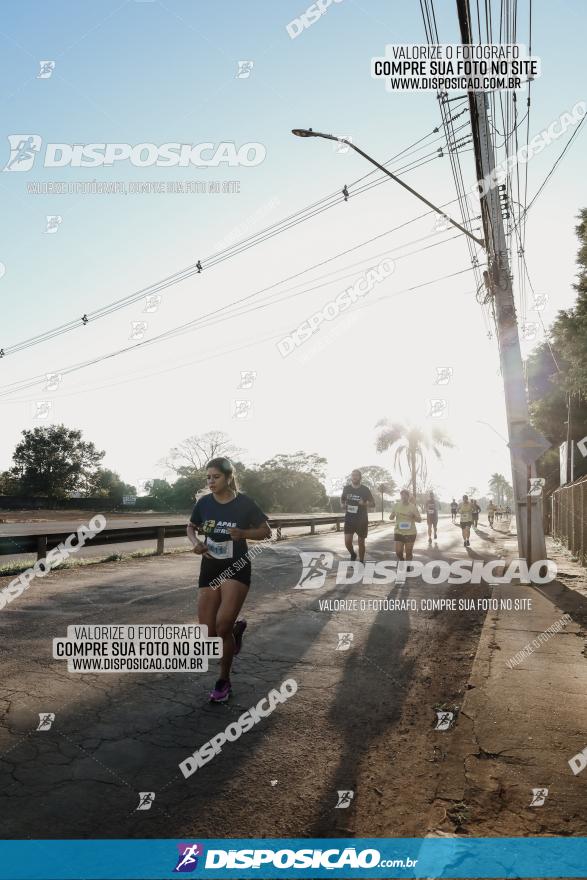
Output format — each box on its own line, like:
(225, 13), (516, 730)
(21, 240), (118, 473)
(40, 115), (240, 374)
(450, 497), (511, 530)
(341, 473), (513, 561)
(185, 459), (513, 704)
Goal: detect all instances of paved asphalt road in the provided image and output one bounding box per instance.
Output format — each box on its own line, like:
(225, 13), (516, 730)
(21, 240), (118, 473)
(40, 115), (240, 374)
(0, 516), (504, 839)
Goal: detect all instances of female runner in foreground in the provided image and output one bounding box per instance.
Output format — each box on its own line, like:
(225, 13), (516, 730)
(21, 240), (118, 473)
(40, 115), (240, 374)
(187, 458), (270, 703)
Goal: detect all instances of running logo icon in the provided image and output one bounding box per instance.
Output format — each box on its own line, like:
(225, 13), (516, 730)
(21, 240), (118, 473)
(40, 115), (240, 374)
(336, 632), (354, 651)
(44, 373), (62, 392)
(174, 843), (204, 872)
(238, 370), (257, 389)
(33, 401), (52, 420)
(428, 398), (448, 419)
(135, 792), (155, 811)
(432, 213), (451, 232)
(236, 61), (254, 79)
(335, 790), (354, 808)
(130, 321), (148, 341)
(294, 552), (334, 589)
(232, 399), (252, 419)
(529, 788), (548, 807)
(521, 322), (539, 341)
(434, 366), (453, 385)
(144, 294), (162, 313)
(532, 293), (548, 311)
(3, 135), (42, 172)
(45, 215), (62, 234)
(36, 713), (55, 731)
(334, 136), (352, 154)
(434, 710), (454, 731)
(37, 61), (56, 79)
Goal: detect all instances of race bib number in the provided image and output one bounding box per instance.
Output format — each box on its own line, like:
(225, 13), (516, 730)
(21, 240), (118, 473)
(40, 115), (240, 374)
(347, 504), (359, 514)
(206, 539), (234, 560)
(398, 521), (411, 530)
(427, 506), (436, 514)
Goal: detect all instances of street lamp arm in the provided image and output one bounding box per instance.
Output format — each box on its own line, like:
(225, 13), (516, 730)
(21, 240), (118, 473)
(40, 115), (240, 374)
(291, 127), (486, 249)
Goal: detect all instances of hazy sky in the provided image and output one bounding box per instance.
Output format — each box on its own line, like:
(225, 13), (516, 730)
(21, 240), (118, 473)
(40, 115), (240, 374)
(0, 0), (585, 501)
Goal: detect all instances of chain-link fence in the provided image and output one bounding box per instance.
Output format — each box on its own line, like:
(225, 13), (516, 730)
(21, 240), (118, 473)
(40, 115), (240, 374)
(551, 476), (587, 565)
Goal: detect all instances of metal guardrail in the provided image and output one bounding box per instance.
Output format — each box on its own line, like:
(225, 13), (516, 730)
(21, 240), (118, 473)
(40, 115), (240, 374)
(0, 516), (348, 560)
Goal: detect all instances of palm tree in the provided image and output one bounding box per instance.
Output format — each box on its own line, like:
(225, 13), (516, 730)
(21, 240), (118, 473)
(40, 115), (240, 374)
(488, 473), (510, 506)
(375, 421), (454, 501)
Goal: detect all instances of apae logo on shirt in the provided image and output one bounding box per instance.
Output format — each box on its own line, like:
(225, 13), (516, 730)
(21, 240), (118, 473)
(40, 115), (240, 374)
(215, 520), (237, 535)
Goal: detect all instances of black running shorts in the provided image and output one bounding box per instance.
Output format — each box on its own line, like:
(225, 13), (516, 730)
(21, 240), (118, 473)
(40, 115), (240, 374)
(344, 518), (369, 539)
(394, 532), (416, 544)
(198, 556), (252, 589)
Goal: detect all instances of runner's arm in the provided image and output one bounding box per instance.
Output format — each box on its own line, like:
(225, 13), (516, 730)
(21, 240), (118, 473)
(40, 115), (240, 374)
(229, 502), (272, 541)
(186, 522), (207, 553)
(364, 489), (376, 509)
(229, 523), (271, 541)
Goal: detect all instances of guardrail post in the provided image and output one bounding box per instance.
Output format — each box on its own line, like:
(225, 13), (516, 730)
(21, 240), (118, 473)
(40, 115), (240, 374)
(572, 484), (577, 555)
(310, 523), (316, 535)
(336, 520), (340, 532)
(276, 526), (282, 541)
(582, 481), (585, 566)
(37, 535), (47, 561)
(156, 527), (165, 556)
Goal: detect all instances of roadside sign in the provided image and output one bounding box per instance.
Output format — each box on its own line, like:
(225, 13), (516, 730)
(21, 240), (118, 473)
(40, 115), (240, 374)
(509, 423), (551, 465)
(122, 495), (137, 506)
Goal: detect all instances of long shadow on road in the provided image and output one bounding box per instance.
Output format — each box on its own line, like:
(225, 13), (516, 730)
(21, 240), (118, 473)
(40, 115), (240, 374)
(0, 522), (502, 839)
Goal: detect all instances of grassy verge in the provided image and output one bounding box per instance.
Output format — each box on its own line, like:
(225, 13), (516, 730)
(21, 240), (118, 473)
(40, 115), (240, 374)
(0, 546), (193, 578)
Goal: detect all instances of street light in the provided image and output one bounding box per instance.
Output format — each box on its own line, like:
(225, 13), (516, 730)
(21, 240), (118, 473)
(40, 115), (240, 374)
(291, 128), (486, 249)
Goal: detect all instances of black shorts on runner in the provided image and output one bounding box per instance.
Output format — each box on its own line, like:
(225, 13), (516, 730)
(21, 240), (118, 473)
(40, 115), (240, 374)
(198, 556), (252, 589)
(459, 521), (472, 531)
(394, 532), (416, 544)
(426, 514), (438, 525)
(344, 520), (368, 539)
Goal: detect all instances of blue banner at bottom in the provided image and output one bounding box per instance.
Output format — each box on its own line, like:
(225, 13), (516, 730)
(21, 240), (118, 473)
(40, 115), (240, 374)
(0, 838), (586, 879)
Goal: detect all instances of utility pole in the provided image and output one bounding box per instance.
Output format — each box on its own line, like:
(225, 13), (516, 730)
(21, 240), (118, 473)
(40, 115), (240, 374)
(456, 0), (547, 563)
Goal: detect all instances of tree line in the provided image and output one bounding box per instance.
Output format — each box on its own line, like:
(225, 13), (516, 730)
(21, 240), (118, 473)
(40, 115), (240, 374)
(0, 427), (398, 513)
(528, 208), (587, 492)
(1, 398), (516, 514)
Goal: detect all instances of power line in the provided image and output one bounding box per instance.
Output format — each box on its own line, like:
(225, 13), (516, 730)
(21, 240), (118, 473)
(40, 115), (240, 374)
(5, 267), (480, 405)
(523, 114), (586, 217)
(0, 233), (470, 399)
(1, 118), (469, 360)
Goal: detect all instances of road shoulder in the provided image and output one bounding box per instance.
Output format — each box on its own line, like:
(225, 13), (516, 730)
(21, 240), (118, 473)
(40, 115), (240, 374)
(426, 530), (587, 835)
